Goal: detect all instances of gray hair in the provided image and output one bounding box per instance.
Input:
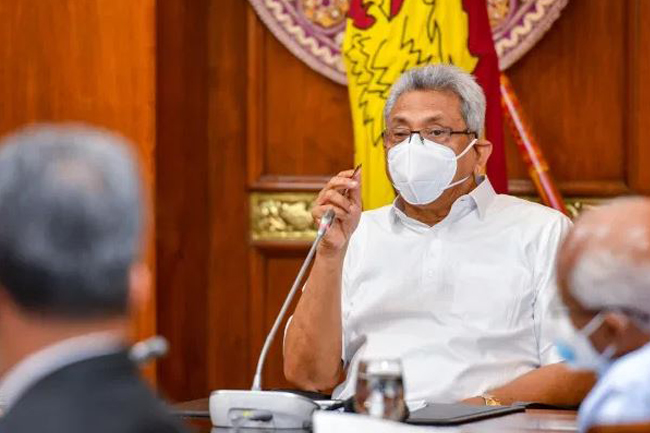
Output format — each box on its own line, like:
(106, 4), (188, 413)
(570, 248), (650, 331)
(384, 64), (486, 135)
(0, 124), (143, 318)
(567, 197), (650, 330)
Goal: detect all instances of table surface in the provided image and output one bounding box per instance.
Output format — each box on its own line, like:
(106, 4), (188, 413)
(175, 398), (578, 433)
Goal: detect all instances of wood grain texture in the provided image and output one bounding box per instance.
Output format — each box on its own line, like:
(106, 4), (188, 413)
(249, 10), (354, 182)
(628, 0), (650, 194)
(504, 0), (628, 192)
(0, 0), (156, 363)
(156, 0), (253, 400)
(155, 0), (212, 401)
(205, 0), (251, 392)
(252, 250), (310, 390)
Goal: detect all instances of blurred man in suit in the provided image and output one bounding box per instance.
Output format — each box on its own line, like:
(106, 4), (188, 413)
(557, 197), (650, 432)
(0, 125), (185, 433)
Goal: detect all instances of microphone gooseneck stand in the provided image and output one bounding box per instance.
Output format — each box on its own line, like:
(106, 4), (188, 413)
(209, 209), (337, 429)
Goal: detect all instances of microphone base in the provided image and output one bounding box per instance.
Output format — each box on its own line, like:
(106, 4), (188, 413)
(209, 389), (319, 429)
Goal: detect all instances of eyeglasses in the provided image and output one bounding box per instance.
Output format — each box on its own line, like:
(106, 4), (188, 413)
(383, 126), (478, 146)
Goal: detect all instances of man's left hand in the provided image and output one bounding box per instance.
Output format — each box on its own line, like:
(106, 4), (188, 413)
(461, 397), (486, 406)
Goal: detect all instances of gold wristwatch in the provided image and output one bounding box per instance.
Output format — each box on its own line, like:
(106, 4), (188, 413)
(481, 394), (502, 406)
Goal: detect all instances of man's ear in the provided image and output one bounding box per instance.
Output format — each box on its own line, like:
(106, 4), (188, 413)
(128, 263), (151, 313)
(602, 311), (638, 356)
(603, 311), (630, 336)
(474, 139), (493, 175)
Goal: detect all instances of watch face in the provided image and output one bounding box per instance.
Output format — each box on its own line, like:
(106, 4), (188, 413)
(482, 395), (501, 406)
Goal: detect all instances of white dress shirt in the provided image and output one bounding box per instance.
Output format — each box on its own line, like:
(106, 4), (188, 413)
(578, 343), (650, 432)
(0, 332), (124, 412)
(333, 177), (571, 403)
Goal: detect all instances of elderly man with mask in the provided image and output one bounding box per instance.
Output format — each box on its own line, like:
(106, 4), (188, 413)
(284, 64), (593, 406)
(556, 197), (650, 431)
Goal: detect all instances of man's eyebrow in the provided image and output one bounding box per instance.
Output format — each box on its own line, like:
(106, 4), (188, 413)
(390, 114), (445, 125)
(390, 116), (409, 125)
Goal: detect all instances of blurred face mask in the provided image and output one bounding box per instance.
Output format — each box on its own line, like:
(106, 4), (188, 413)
(555, 312), (616, 374)
(387, 134), (477, 205)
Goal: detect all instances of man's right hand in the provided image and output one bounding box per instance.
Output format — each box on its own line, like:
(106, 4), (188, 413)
(312, 168), (362, 254)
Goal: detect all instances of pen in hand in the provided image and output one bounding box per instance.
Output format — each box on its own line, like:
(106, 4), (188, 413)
(320, 164), (362, 231)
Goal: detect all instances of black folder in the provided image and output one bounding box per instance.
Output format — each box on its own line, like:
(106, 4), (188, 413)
(406, 403), (525, 426)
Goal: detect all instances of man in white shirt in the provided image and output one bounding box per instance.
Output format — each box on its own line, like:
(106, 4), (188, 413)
(284, 64), (593, 406)
(555, 198), (650, 431)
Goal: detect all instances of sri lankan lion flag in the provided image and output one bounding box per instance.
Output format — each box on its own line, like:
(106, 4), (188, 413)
(343, 0), (507, 210)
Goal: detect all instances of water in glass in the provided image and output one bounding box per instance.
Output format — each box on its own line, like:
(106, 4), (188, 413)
(354, 358), (407, 421)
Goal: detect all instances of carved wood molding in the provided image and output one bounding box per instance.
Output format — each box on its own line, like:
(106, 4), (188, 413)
(250, 191), (608, 243)
(518, 196), (604, 219)
(250, 192), (317, 242)
(508, 179), (630, 196)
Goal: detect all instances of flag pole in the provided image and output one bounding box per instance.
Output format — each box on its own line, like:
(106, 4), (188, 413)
(500, 73), (569, 216)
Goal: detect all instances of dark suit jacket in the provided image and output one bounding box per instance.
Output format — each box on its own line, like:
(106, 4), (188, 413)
(0, 350), (186, 433)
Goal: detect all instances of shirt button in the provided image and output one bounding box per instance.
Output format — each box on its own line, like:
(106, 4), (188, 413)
(428, 270), (434, 277)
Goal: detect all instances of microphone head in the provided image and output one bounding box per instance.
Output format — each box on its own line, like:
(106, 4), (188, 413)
(129, 335), (169, 365)
(318, 209), (335, 235)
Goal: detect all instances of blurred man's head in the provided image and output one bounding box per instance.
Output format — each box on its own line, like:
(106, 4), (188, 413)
(557, 198), (650, 362)
(0, 124), (149, 363)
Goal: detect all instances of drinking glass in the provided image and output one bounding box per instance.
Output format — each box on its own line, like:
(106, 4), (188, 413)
(353, 358), (407, 421)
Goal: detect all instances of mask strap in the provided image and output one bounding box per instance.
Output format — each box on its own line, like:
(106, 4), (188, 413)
(454, 138), (478, 160)
(444, 175), (470, 190)
(601, 343), (617, 360)
(580, 312), (619, 359)
(444, 138), (478, 191)
(581, 312), (606, 337)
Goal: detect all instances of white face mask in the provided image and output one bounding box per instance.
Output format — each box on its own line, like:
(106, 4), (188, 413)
(387, 133), (477, 205)
(554, 312), (616, 374)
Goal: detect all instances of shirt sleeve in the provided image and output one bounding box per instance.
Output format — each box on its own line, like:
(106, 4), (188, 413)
(579, 356), (650, 430)
(533, 213), (573, 366)
(591, 388), (650, 427)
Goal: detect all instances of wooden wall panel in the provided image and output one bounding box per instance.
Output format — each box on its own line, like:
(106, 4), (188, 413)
(247, 8), (354, 188)
(0, 0), (156, 353)
(262, 30), (354, 178)
(255, 251), (306, 389)
(155, 0), (211, 400)
(156, 0), (252, 400)
(628, 0), (650, 194)
(505, 0), (628, 196)
(205, 0), (251, 393)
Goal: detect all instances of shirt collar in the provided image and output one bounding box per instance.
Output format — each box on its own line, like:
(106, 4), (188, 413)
(391, 176), (497, 229)
(470, 175), (497, 219)
(0, 331), (124, 412)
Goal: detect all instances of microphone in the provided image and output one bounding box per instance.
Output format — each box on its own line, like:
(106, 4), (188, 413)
(252, 208), (335, 390)
(209, 209), (336, 429)
(129, 335), (169, 365)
